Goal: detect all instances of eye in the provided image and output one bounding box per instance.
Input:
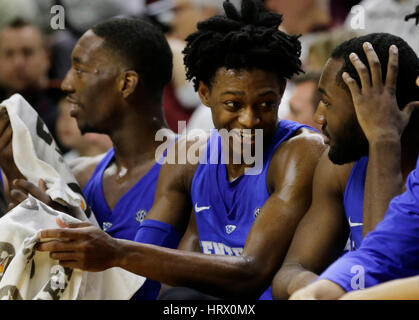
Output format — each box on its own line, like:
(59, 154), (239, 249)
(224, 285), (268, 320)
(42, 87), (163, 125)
(257, 101), (276, 110)
(224, 100), (241, 110)
(321, 99), (331, 108)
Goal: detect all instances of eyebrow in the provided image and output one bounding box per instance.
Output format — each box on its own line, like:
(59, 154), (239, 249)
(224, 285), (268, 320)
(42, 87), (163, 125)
(221, 90), (246, 96)
(72, 55), (83, 64)
(318, 87), (330, 98)
(220, 90), (278, 97)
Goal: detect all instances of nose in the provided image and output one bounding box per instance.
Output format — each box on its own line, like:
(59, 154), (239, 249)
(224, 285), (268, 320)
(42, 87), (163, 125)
(11, 52), (26, 70)
(61, 68), (75, 94)
(313, 101), (327, 126)
(238, 106), (260, 129)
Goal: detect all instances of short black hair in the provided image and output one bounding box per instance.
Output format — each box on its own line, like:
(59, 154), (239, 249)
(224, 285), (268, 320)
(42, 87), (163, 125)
(183, 0), (303, 91)
(331, 33), (419, 110)
(92, 17), (173, 101)
(7, 17), (31, 29)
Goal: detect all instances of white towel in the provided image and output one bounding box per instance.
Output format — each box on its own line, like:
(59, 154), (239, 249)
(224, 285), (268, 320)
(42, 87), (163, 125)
(0, 94), (145, 300)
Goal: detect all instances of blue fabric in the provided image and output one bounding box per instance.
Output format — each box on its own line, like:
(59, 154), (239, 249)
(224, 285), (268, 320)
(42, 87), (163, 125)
(319, 157), (419, 292)
(83, 148), (161, 241)
(191, 120), (313, 300)
(134, 219), (181, 249)
(132, 219), (181, 300)
(83, 147), (164, 300)
(343, 156), (368, 251)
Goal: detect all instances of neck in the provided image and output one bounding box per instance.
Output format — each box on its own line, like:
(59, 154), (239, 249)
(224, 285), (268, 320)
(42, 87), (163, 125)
(109, 102), (167, 170)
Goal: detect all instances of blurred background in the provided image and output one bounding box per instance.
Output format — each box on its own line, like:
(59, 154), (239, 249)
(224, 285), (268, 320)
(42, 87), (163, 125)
(0, 0), (417, 160)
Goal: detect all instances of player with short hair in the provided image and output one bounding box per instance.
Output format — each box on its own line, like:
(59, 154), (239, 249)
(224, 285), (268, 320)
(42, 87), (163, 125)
(36, 0), (325, 300)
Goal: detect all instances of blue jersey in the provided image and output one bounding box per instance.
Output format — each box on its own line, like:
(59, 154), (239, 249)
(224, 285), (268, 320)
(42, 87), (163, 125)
(191, 120), (311, 300)
(83, 147), (163, 300)
(344, 156), (368, 251)
(319, 156), (419, 292)
(83, 148), (160, 240)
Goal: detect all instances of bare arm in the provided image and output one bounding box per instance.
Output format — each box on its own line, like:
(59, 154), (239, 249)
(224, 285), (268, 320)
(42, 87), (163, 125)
(38, 131), (325, 299)
(340, 276), (419, 300)
(342, 42), (419, 236)
(272, 149), (351, 299)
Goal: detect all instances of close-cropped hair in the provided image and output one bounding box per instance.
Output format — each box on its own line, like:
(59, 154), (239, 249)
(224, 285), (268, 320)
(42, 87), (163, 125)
(183, 0), (303, 91)
(92, 17), (173, 99)
(331, 33), (419, 110)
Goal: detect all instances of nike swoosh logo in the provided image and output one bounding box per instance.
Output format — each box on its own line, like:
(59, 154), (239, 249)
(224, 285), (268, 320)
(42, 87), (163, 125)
(348, 216), (363, 227)
(195, 203), (211, 213)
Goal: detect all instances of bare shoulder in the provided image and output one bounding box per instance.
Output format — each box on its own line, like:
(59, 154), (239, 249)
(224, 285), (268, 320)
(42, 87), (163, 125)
(271, 128), (326, 171)
(159, 130), (210, 190)
(266, 128), (326, 192)
(314, 148), (354, 196)
(68, 153), (107, 189)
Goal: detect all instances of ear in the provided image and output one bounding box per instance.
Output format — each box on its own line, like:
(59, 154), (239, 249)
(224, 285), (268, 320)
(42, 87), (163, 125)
(197, 81), (211, 108)
(118, 71), (139, 99)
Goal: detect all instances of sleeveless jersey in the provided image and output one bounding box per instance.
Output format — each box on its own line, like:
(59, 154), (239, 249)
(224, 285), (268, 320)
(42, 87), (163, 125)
(191, 120), (312, 300)
(83, 147), (163, 300)
(83, 148), (161, 240)
(320, 156), (419, 292)
(343, 156), (368, 251)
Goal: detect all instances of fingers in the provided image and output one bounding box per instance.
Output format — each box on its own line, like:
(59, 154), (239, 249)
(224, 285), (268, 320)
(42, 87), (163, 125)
(385, 45), (399, 95)
(50, 251), (82, 262)
(56, 217), (92, 229)
(349, 52), (371, 91)
(342, 72), (361, 103)
(38, 227), (87, 242)
(37, 239), (79, 252)
(363, 42), (383, 90)
(9, 188), (27, 204)
(0, 108), (10, 132)
(402, 101), (419, 119)
(0, 121), (12, 150)
(12, 179), (50, 203)
(38, 179), (48, 192)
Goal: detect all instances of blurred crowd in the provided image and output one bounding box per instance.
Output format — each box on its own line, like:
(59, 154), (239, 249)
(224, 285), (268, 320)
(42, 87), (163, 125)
(0, 0), (417, 160)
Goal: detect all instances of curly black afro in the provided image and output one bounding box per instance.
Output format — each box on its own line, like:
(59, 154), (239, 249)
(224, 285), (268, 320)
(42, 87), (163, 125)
(183, 0), (303, 91)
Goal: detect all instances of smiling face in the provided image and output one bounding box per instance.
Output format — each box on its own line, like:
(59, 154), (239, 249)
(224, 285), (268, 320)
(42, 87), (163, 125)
(198, 68), (285, 156)
(61, 30), (123, 134)
(314, 58), (368, 165)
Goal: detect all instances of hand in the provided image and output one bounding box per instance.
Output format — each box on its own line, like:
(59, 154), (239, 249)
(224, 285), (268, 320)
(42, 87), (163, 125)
(342, 42), (419, 142)
(8, 179), (70, 214)
(289, 287), (317, 300)
(0, 109), (24, 182)
(289, 279), (345, 300)
(37, 218), (120, 272)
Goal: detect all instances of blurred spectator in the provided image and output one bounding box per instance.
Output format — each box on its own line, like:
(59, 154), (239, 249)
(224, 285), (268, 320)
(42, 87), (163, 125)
(47, 0), (146, 80)
(146, 0), (235, 132)
(0, 0), (40, 30)
(170, 0), (226, 41)
(306, 27), (361, 70)
(329, 0), (361, 26)
(343, 0), (419, 54)
(0, 18), (61, 145)
(163, 37), (201, 133)
(56, 97), (112, 163)
(264, 0), (332, 35)
(285, 72), (322, 132)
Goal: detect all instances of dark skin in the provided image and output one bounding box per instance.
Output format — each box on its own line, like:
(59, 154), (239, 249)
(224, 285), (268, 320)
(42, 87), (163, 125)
(1, 30), (170, 212)
(36, 68), (326, 299)
(290, 44), (419, 301)
(273, 43), (419, 300)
